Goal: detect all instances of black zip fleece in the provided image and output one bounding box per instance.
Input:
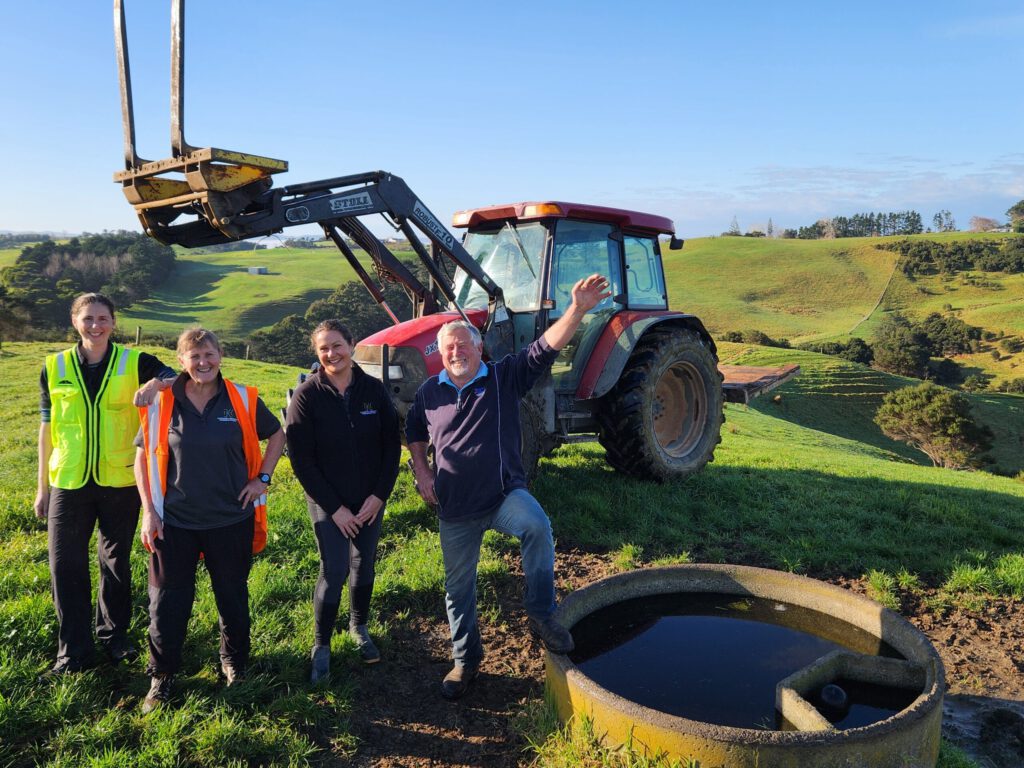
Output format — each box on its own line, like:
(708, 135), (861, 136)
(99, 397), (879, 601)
(285, 364), (401, 515)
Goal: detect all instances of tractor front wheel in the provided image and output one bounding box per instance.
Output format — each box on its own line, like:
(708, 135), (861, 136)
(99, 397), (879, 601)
(597, 328), (723, 481)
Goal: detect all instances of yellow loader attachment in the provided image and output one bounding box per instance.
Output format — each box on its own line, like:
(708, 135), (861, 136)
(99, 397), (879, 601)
(113, 0), (286, 245)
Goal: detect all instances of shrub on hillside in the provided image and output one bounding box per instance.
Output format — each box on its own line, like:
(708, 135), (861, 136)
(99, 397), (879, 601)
(961, 374), (988, 392)
(719, 329), (790, 348)
(918, 313), (982, 356)
(0, 231), (175, 330)
(248, 314), (312, 367)
(872, 315), (931, 378)
(797, 337), (873, 365)
(874, 383), (992, 469)
(997, 378), (1024, 394)
(882, 237), (1024, 277)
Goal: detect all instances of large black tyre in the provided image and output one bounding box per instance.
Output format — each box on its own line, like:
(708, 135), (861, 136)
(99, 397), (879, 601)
(597, 327), (724, 481)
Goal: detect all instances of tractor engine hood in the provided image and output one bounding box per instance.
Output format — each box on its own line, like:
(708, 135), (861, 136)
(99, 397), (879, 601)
(353, 310), (488, 415)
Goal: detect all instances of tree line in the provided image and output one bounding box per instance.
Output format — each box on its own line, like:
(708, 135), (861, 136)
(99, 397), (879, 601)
(246, 263), (432, 367)
(787, 210), (925, 240)
(0, 232), (176, 332)
(0, 233), (53, 249)
(882, 237), (1024, 277)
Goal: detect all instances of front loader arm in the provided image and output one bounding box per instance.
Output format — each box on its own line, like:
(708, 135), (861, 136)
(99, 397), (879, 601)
(113, 0), (513, 354)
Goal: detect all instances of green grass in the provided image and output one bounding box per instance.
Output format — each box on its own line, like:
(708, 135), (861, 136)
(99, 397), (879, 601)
(0, 246), (25, 269)
(113, 246), (355, 339)
(3, 341), (1021, 764)
(668, 236), (901, 343)
(718, 342), (1024, 475)
(666, 232), (1023, 382)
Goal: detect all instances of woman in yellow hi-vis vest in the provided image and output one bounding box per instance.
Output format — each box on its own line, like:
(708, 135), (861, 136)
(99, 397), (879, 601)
(134, 327), (284, 713)
(36, 293), (176, 678)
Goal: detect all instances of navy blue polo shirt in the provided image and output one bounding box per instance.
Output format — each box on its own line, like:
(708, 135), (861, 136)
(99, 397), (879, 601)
(135, 373), (281, 529)
(405, 337), (558, 521)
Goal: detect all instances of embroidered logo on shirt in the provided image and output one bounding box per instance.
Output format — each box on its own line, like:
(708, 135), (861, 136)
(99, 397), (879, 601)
(217, 408), (238, 423)
(473, 387), (485, 396)
(360, 402), (377, 416)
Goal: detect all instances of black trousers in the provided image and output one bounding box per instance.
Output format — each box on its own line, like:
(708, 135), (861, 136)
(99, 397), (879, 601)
(48, 483), (141, 664)
(308, 501), (383, 645)
(146, 515), (254, 675)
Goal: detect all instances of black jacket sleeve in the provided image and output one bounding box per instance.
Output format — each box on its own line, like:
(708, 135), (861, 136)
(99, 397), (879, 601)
(285, 383), (344, 514)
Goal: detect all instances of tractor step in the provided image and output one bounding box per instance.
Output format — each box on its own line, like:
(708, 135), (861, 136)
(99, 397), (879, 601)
(719, 364), (800, 404)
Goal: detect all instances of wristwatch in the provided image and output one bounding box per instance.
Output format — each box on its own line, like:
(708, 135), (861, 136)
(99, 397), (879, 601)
(257, 472), (272, 485)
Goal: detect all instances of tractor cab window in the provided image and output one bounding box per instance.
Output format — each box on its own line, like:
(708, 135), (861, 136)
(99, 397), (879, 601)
(624, 235), (667, 309)
(455, 222), (546, 311)
(548, 219), (624, 393)
(548, 220), (624, 317)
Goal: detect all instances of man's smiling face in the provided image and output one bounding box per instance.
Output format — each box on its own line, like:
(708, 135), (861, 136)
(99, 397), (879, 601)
(441, 326), (482, 388)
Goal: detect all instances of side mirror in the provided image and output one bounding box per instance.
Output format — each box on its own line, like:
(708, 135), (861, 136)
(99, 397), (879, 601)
(669, 236), (685, 251)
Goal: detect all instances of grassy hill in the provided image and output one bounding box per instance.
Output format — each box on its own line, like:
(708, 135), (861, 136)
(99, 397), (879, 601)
(666, 232), (1019, 339)
(114, 243), (359, 339)
(102, 231), (1024, 384)
(0, 247), (23, 269)
(1, 340), (1021, 765)
(8, 231), (1020, 383)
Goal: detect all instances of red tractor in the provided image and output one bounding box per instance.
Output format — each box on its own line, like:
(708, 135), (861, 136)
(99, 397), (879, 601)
(354, 200), (726, 481)
(111, 0), (795, 482)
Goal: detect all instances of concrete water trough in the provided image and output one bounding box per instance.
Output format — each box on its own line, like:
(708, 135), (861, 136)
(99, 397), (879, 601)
(546, 564), (944, 767)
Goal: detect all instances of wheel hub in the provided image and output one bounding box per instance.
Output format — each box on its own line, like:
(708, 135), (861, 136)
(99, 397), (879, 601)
(653, 361), (706, 458)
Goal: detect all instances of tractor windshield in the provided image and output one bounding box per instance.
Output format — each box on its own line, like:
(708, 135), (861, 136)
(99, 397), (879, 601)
(454, 222), (547, 311)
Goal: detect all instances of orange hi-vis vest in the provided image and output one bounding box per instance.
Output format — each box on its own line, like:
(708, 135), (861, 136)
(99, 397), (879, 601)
(138, 379), (268, 554)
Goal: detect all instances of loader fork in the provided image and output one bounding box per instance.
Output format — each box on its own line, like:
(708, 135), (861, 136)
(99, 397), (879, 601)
(113, 0), (288, 242)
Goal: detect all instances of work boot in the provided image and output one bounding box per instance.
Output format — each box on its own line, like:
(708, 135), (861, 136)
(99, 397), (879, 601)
(528, 616), (575, 654)
(38, 656), (94, 682)
(142, 674), (174, 713)
(349, 625), (380, 664)
(310, 644), (330, 683)
(220, 661), (246, 686)
(103, 637), (139, 665)
(440, 663), (479, 701)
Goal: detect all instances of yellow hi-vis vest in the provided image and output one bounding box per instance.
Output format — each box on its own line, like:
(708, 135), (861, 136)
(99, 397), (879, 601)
(45, 343), (141, 489)
(138, 379), (268, 553)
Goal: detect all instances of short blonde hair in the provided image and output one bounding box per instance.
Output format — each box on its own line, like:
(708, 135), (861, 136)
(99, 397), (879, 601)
(176, 326), (223, 357)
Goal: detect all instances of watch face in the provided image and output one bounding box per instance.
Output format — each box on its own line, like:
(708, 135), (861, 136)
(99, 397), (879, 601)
(259, 473), (271, 484)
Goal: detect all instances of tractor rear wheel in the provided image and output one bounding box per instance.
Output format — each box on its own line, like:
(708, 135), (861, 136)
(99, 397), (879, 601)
(597, 327), (723, 481)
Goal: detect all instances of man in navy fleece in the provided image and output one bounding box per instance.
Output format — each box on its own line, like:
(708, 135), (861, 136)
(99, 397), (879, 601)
(406, 273), (610, 700)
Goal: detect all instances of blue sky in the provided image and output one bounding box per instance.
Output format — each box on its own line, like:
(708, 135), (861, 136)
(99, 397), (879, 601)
(1, 1), (1021, 239)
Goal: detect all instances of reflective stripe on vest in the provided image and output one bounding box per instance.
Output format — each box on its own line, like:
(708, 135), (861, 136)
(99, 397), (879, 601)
(137, 378), (267, 552)
(46, 343), (141, 489)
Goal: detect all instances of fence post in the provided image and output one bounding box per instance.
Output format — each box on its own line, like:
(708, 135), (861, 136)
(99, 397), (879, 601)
(135, 326), (142, 345)
(245, 345), (251, 360)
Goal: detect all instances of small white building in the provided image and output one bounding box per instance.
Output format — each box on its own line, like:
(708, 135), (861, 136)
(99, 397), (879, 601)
(247, 266), (269, 275)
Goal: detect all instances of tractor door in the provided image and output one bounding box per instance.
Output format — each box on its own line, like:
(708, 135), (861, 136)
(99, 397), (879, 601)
(623, 234), (669, 309)
(547, 219), (625, 393)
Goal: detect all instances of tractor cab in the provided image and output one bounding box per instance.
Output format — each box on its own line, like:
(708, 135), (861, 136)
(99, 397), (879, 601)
(451, 201), (680, 394)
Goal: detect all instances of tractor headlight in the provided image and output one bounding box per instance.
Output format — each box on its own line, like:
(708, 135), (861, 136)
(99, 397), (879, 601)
(360, 363), (404, 382)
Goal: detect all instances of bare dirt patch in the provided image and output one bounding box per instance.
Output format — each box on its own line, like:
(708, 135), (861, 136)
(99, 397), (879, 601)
(342, 555), (1024, 767)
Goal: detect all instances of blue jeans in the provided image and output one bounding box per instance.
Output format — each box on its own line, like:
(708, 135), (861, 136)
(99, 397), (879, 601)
(438, 488), (557, 668)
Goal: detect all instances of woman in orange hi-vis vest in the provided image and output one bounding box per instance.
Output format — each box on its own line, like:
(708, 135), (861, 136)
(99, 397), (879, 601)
(133, 327), (284, 714)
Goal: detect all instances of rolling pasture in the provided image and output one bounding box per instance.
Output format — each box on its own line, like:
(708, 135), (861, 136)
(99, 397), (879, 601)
(92, 232), (1024, 385)
(1, 339), (1022, 766)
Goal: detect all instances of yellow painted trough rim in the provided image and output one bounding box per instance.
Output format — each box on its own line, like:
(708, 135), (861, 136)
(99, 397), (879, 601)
(548, 563), (945, 752)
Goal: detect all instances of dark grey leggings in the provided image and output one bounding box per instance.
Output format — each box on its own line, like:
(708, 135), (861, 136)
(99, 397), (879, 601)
(308, 500), (383, 645)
